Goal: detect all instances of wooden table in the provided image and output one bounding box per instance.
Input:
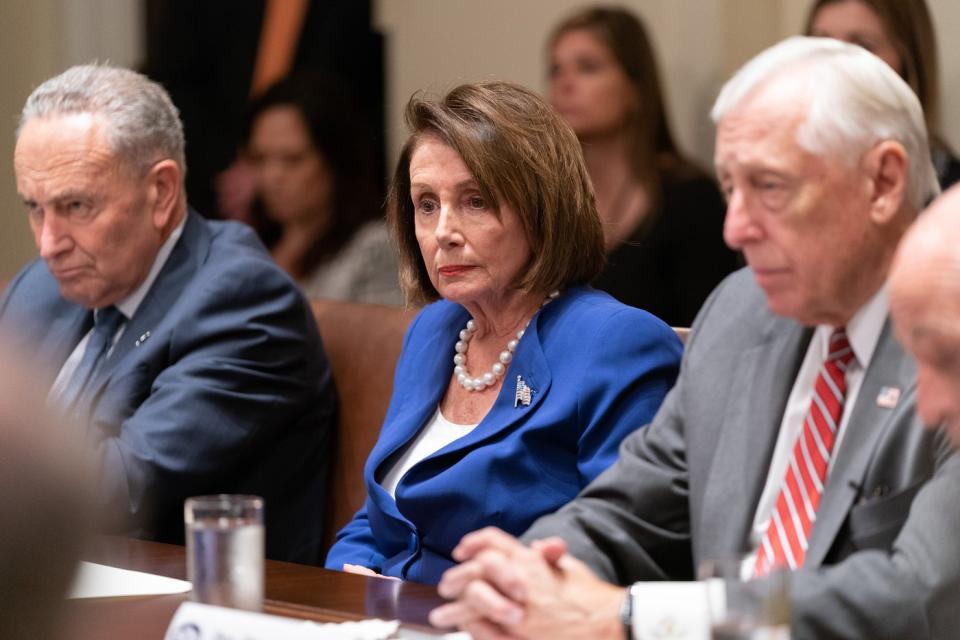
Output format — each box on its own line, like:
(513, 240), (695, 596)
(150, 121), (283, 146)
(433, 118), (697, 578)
(64, 536), (449, 639)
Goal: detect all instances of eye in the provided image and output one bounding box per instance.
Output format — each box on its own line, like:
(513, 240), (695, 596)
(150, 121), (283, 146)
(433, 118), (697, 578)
(465, 195), (487, 210)
(415, 197), (439, 215)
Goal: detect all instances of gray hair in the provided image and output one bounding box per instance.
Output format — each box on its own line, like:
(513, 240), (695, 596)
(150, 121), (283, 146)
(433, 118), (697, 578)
(18, 64), (186, 180)
(711, 36), (939, 211)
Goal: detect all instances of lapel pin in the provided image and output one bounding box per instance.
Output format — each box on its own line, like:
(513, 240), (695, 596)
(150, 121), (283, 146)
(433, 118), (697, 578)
(514, 375), (534, 408)
(875, 386), (901, 409)
(135, 331), (151, 347)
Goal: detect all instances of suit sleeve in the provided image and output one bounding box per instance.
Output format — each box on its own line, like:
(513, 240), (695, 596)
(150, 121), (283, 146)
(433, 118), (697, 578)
(89, 258), (330, 531)
(574, 308), (682, 485)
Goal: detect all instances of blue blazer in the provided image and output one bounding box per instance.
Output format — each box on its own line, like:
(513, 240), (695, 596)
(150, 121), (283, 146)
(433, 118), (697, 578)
(325, 286), (682, 584)
(0, 210), (336, 564)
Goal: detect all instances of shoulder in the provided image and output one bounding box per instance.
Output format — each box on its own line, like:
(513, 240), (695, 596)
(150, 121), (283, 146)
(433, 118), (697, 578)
(0, 259), (73, 322)
(540, 286), (681, 353)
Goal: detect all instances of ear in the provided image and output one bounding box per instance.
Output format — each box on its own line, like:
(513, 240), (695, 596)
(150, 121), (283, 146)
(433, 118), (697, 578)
(146, 159), (182, 230)
(862, 140), (908, 226)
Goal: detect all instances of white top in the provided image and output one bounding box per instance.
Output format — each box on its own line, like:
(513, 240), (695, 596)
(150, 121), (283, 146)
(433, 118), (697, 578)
(49, 217), (186, 400)
(627, 285), (890, 638)
(380, 406), (479, 499)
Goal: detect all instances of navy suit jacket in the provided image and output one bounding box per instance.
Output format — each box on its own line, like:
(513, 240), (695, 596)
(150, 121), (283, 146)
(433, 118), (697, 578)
(0, 210), (335, 564)
(325, 287), (682, 584)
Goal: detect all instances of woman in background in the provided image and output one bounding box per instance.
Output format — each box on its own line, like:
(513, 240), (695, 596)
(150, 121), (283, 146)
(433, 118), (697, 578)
(548, 6), (739, 327)
(326, 81), (682, 584)
(807, 0), (960, 189)
(243, 72), (403, 305)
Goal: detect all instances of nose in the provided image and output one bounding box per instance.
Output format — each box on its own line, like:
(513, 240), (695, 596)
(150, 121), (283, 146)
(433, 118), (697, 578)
(36, 211), (73, 262)
(722, 187), (762, 250)
(434, 205), (463, 249)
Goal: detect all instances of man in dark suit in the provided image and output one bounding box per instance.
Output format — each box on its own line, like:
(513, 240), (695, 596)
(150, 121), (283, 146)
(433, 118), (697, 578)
(0, 64), (335, 564)
(429, 38), (960, 639)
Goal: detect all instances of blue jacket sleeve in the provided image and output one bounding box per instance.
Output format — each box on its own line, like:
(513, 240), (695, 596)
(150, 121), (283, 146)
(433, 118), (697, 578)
(575, 308), (682, 485)
(324, 502), (387, 572)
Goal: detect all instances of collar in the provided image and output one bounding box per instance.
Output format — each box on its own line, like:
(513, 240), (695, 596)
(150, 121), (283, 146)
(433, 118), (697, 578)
(112, 216), (186, 319)
(814, 282), (889, 370)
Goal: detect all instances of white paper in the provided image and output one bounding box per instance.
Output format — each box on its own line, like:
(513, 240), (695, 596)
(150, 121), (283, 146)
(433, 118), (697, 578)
(164, 602), (471, 640)
(69, 561), (192, 599)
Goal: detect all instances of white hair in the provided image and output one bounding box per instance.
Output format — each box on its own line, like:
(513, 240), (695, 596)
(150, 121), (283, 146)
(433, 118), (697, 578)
(711, 36), (939, 211)
(18, 63), (186, 180)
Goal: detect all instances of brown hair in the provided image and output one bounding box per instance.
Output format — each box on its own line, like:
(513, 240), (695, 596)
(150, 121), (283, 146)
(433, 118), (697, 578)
(387, 81), (605, 305)
(549, 6), (701, 192)
(805, 0), (941, 138)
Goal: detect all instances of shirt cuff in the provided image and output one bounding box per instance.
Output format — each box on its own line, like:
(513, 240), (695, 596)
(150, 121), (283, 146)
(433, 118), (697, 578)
(629, 580), (724, 640)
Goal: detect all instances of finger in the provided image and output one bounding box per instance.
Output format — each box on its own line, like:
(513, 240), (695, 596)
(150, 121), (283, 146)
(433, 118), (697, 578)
(529, 537), (567, 565)
(474, 548), (530, 602)
(429, 600), (483, 629)
(462, 576), (525, 627)
(437, 559), (486, 599)
(342, 563), (377, 576)
(452, 526), (525, 562)
(465, 618), (523, 640)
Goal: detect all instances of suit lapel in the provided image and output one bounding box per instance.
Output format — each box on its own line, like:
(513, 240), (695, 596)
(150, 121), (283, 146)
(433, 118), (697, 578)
(89, 212), (212, 396)
(41, 306), (93, 383)
(699, 318), (812, 559)
(805, 319), (914, 565)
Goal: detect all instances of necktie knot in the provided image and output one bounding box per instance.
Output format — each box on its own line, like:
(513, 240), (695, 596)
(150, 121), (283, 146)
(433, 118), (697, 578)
(827, 328), (855, 367)
(94, 306), (125, 337)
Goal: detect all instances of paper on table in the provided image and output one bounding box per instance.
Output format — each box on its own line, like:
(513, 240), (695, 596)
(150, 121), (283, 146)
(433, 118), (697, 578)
(69, 561), (192, 599)
(164, 602), (469, 640)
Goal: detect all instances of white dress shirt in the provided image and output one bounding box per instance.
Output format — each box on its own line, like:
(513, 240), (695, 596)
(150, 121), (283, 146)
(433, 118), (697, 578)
(48, 218), (186, 401)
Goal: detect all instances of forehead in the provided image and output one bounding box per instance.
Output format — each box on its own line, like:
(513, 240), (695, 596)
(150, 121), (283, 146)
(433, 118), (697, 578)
(409, 135), (473, 182)
(15, 114), (116, 190)
(554, 28), (607, 54)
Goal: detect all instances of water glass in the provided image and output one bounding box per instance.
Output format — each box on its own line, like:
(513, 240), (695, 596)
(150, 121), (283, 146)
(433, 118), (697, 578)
(698, 557), (790, 640)
(185, 494), (265, 611)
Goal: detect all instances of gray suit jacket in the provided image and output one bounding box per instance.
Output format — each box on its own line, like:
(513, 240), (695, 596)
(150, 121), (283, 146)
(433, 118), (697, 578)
(524, 269), (960, 639)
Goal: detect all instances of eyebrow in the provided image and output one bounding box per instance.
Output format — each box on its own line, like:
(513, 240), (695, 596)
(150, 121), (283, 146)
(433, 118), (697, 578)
(410, 179), (480, 192)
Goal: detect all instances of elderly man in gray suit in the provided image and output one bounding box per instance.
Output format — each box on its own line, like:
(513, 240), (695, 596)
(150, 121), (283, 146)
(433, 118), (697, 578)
(429, 37), (960, 640)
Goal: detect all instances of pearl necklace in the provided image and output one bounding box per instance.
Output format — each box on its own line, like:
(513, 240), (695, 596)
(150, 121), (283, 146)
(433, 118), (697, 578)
(453, 291), (559, 392)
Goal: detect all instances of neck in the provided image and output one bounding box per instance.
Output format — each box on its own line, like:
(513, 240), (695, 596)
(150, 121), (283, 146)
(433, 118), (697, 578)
(580, 132), (634, 200)
(462, 289), (547, 340)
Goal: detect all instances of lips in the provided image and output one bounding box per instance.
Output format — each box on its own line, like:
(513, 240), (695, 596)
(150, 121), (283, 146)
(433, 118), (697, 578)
(438, 265), (475, 277)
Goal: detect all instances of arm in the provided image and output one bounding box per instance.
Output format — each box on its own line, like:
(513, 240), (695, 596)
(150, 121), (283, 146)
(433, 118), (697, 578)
(324, 502), (387, 573)
(90, 259), (330, 531)
(575, 309), (682, 485)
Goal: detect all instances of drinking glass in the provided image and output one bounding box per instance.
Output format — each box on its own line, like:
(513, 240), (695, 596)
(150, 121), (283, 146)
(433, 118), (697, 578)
(698, 558), (790, 640)
(185, 494), (265, 611)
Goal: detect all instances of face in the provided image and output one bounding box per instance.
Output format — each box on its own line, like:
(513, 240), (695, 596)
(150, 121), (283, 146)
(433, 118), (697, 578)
(409, 135), (532, 309)
(548, 29), (638, 139)
(891, 284), (960, 445)
(248, 105), (332, 225)
(15, 114), (169, 309)
(810, 0), (903, 73)
(716, 91), (880, 326)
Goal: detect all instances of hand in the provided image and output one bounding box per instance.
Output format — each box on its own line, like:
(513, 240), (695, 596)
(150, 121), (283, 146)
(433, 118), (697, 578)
(429, 527), (626, 640)
(215, 157), (258, 222)
(342, 564), (399, 580)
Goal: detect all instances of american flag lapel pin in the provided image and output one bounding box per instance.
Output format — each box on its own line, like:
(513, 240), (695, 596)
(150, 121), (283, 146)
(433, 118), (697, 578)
(876, 386), (901, 409)
(514, 375), (534, 408)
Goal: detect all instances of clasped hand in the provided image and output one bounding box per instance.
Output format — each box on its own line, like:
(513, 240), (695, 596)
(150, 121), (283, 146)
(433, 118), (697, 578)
(429, 527), (626, 640)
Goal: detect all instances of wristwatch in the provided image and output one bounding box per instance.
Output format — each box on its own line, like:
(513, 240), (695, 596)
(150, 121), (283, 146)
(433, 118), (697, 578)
(619, 584), (639, 640)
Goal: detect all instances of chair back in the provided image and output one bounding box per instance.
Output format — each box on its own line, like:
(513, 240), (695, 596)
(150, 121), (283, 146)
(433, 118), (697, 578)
(310, 298), (417, 553)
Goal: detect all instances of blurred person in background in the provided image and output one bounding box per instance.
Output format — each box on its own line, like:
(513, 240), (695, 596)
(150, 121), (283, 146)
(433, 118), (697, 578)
(242, 73), (402, 305)
(807, 0), (960, 189)
(0, 344), (91, 640)
(325, 81), (682, 585)
(548, 6), (739, 327)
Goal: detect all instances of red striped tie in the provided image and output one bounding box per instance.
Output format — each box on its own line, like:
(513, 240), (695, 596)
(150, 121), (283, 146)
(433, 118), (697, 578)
(754, 328), (856, 577)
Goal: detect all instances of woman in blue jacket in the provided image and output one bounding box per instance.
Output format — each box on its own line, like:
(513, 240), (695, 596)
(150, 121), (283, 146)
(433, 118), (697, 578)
(325, 81), (683, 585)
